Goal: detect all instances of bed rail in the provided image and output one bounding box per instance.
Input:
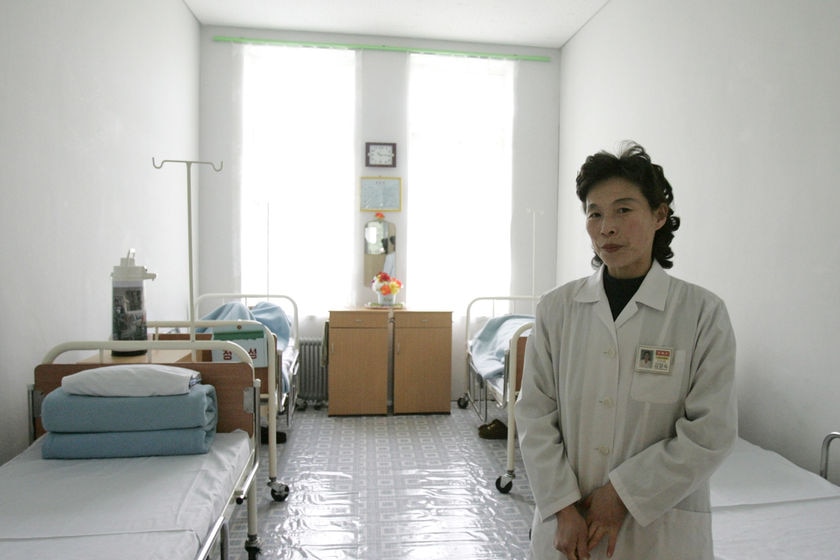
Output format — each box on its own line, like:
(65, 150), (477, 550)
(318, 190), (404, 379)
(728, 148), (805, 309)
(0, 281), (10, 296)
(463, 295), (538, 420)
(41, 339), (255, 364)
(460, 295), (537, 496)
(465, 295), (537, 330)
(147, 319), (275, 380)
(148, 318), (292, 502)
(820, 432), (840, 480)
(195, 292), (299, 348)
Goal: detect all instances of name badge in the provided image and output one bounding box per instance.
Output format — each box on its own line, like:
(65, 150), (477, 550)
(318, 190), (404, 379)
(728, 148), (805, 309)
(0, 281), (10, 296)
(636, 345), (673, 375)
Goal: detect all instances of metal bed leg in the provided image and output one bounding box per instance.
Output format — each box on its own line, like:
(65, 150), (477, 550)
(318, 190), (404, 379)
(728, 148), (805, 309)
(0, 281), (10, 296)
(266, 347), (280, 500)
(220, 521), (229, 560)
(495, 322), (531, 494)
(244, 477), (262, 559)
(496, 349), (518, 494)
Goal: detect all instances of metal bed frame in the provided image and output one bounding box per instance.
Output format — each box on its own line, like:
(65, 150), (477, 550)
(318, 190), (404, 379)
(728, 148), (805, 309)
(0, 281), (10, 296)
(458, 295), (537, 494)
(196, 293), (299, 499)
(30, 339), (263, 560)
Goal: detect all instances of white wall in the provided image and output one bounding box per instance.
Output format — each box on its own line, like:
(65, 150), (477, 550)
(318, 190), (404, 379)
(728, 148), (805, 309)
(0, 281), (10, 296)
(557, 0), (840, 480)
(197, 28), (561, 395)
(12, 0), (831, 481)
(0, 0), (200, 465)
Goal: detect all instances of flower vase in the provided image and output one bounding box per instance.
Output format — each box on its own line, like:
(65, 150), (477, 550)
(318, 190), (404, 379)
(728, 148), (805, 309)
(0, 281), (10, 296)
(377, 293), (396, 306)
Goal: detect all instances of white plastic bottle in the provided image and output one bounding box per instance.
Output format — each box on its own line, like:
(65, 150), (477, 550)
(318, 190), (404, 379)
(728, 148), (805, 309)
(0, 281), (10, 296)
(111, 249), (156, 356)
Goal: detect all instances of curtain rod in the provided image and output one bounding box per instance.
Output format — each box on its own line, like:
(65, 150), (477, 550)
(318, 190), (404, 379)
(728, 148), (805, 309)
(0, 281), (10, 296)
(213, 35), (551, 62)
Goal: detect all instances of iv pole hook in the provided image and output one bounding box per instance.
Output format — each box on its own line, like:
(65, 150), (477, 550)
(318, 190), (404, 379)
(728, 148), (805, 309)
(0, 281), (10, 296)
(152, 157), (223, 346)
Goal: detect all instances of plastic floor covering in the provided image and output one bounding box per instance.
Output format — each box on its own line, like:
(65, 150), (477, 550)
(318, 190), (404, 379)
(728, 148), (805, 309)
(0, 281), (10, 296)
(227, 402), (535, 559)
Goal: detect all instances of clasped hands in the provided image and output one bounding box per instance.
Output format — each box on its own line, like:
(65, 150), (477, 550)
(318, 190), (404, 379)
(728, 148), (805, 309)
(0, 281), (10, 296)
(554, 481), (627, 560)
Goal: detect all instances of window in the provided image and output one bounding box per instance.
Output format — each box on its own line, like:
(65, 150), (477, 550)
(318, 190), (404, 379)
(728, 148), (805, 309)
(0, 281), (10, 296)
(240, 46), (356, 316)
(407, 55), (514, 312)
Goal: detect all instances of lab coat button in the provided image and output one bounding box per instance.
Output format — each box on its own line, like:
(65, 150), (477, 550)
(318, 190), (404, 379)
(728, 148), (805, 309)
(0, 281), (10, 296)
(601, 397), (614, 408)
(597, 446), (611, 455)
(605, 348), (616, 358)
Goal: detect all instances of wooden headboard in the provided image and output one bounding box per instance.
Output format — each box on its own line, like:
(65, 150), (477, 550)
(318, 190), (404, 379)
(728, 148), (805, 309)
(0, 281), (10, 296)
(33, 361), (256, 438)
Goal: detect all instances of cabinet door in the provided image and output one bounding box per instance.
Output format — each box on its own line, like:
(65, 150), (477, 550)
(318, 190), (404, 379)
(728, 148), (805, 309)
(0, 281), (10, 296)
(328, 326), (389, 415)
(393, 325), (452, 414)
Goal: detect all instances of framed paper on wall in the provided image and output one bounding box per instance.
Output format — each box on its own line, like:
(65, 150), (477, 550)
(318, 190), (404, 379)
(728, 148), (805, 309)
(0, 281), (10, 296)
(360, 177), (401, 212)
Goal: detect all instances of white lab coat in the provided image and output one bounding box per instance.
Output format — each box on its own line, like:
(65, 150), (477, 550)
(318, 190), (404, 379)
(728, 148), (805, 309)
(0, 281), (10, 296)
(515, 263), (737, 560)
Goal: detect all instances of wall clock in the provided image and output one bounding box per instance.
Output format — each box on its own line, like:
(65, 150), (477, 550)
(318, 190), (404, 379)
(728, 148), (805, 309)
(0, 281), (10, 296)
(365, 142), (397, 167)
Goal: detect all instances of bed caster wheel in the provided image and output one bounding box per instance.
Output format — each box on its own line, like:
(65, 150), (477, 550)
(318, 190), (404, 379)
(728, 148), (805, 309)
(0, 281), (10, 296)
(269, 481), (290, 502)
(495, 475), (513, 494)
(245, 535), (262, 559)
(457, 396), (469, 409)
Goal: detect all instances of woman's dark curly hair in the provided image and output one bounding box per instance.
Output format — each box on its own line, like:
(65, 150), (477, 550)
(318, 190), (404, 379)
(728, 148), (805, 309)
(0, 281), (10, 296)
(575, 141), (680, 270)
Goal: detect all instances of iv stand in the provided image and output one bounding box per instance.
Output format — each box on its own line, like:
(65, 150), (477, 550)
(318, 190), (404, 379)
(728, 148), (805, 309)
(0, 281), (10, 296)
(152, 158), (223, 340)
(526, 207), (542, 301)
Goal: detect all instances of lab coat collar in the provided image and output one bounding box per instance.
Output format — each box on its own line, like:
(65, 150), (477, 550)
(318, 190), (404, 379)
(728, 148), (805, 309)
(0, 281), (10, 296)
(634, 261), (670, 311)
(574, 261), (670, 312)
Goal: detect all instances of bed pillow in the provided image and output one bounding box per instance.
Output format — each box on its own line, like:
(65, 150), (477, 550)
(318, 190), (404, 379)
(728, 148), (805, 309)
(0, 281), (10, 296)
(61, 364), (202, 397)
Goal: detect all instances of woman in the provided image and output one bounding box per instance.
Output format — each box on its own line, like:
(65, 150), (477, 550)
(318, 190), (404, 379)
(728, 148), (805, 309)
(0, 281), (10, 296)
(515, 142), (736, 559)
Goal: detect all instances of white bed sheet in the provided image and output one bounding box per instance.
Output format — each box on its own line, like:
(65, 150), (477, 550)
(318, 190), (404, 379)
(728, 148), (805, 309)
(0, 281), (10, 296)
(711, 437), (840, 560)
(0, 431), (251, 560)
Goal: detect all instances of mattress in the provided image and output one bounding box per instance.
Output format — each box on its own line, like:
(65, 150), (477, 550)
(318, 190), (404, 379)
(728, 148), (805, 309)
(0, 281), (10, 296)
(0, 431), (251, 559)
(710, 437), (840, 560)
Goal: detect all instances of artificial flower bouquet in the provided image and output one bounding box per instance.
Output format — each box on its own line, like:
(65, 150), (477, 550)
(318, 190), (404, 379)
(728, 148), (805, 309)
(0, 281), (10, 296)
(371, 272), (402, 297)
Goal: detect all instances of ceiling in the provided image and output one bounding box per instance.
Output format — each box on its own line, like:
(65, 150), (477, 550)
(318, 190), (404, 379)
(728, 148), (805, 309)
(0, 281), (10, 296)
(182, 0), (609, 50)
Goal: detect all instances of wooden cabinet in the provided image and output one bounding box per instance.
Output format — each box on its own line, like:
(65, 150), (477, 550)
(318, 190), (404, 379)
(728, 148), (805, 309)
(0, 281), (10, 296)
(328, 309), (452, 416)
(328, 310), (390, 416)
(393, 311), (452, 414)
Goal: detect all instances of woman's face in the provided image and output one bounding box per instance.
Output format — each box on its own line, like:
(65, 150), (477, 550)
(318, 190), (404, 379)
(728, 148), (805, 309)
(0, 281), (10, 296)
(585, 177), (667, 279)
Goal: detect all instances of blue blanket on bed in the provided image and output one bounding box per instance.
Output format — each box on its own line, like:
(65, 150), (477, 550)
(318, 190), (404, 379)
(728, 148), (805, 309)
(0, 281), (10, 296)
(41, 427), (215, 459)
(200, 301), (291, 350)
(469, 314), (534, 380)
(41, 384), (217, 433)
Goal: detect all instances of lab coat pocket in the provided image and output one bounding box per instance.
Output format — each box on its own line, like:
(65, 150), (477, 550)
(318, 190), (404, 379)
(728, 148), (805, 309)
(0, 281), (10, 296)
(630, 350), (685, 404)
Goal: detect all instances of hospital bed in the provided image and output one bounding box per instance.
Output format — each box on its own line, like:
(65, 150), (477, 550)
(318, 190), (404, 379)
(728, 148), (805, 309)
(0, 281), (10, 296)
(195, 293), (300, 430)
(149, 292), (300, 502)
(459, 296), (536, 494)
(0, 339), (263, 560)
(710, 433), (840, 559)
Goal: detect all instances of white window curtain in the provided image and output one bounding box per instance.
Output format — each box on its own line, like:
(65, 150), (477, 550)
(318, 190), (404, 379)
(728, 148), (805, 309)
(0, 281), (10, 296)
(240, 46), (356, 317)
(406, 54), (514, 313)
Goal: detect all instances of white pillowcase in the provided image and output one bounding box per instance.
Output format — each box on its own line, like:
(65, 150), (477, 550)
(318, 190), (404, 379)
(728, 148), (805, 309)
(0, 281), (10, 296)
(61, 364), (202, 397)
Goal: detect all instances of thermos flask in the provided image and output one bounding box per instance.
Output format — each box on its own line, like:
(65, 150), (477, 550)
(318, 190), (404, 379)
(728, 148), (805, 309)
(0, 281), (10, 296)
(111, 249), (156, 356)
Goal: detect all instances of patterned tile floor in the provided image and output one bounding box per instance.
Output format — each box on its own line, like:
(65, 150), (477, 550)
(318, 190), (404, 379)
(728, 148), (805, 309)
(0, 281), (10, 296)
(228, 403), (535, 559)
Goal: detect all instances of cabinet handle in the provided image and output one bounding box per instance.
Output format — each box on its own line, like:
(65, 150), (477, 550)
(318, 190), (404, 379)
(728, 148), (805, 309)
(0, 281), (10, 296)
(396, 342), (400, 354)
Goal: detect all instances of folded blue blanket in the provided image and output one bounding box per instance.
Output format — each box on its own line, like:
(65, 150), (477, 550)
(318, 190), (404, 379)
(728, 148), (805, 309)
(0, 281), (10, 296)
(469, 314), (533, 379)
(41, 427), (215, 459)
(41, 384), (217, 433)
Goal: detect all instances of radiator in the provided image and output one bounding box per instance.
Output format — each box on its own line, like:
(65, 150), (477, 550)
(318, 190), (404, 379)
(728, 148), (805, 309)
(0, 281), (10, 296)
(298, 338), (327, 402)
